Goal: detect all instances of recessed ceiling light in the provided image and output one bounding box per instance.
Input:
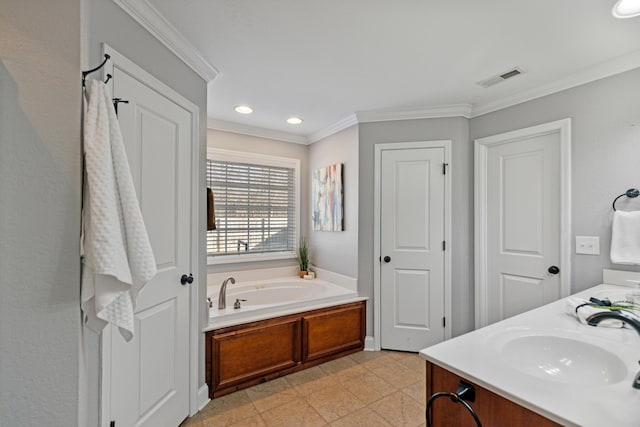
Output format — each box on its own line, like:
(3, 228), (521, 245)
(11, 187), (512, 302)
(235, 105), (253, 114)
(612, 0), (640, 18)
(287, 117), (303, 125)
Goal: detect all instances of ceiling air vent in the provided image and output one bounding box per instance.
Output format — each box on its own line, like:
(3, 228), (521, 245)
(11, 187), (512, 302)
(477, 67), (525, 88)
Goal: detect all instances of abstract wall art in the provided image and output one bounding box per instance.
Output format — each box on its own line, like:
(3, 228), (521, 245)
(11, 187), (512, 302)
(312, 163), (343, 231)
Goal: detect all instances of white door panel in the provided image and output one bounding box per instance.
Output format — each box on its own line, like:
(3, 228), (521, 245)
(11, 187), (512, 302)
(380, 147), (445, 351)
(105, 65), (192, 427)
(479, 123), (568, 327)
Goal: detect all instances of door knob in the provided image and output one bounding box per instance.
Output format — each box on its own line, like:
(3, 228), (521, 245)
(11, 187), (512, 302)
(181, 274), (194, 285)
(548, 266), (560, 275)
(383, 256), (391, 263)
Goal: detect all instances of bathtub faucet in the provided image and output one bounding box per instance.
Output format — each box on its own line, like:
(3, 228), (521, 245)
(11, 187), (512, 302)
(218, 277), (236, 309)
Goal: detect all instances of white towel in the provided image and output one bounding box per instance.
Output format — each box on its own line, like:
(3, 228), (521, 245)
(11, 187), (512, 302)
(611, 210), (640, 265)
(565, 297), (624, 328)
(81, 79), (157, 341)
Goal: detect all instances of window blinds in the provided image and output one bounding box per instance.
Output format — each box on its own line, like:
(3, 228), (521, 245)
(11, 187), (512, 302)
(206, 159), (296, 257)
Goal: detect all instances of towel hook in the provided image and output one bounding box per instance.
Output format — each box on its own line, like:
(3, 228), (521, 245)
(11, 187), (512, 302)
(612, 188), (640, 211)
(82, 54), (111, 87)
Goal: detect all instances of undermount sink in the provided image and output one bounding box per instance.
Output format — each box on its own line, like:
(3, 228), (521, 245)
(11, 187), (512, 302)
(501, 335), (628, 386)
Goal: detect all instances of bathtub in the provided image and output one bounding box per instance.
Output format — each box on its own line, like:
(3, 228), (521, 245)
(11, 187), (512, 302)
(205, 277), (362, 330)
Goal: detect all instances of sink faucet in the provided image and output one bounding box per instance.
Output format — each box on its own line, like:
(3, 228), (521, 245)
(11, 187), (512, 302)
(587, 309), (640, 389)
(586, 310), (640, 335)
(218, 277), (235, 309)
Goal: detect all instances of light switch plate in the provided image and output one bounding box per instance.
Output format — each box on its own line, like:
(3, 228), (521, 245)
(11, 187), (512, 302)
(576, 236), (600, 255)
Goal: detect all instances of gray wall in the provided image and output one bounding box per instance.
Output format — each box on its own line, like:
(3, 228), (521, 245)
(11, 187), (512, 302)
(84, 0), (208, 423)
(359, 117), (473, 337)
(470, 67), (640, 295)
(309, 125), (359, 278)
(207, 129), (310, 274)
(0, 0), (82, 425)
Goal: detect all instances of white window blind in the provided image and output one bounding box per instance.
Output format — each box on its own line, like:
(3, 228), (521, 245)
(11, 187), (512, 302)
(207, 158), (296, 257)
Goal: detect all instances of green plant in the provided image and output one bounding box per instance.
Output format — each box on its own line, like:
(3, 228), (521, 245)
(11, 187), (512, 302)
(297, 236), (309, 271)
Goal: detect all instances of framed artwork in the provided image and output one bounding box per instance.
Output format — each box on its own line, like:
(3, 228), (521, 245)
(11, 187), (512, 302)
(312, 163), (343, 231)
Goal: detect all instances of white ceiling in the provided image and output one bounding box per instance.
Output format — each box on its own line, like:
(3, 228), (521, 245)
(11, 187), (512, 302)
(145, 0), (640, 142)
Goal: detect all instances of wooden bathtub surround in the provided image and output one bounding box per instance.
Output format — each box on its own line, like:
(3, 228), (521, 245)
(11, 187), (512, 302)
(206, 301), (366, 398)
(426, 362), (561, 427)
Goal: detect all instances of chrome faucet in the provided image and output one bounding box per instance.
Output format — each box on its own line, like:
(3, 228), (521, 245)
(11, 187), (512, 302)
(587, 309), (640, 389)
(218, 277), (235, 309)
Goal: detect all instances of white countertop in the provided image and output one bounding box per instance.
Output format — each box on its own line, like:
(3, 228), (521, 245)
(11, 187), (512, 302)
(420, 284), (640, 427)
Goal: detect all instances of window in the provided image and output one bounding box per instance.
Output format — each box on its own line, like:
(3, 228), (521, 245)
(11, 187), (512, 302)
(207, 149), (299, 263)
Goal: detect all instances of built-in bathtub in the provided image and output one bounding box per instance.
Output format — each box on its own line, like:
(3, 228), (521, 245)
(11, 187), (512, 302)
(204, 277), (364, 331)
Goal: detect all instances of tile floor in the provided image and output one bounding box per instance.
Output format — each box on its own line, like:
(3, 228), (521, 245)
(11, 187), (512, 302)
(181, 350), (427, 427)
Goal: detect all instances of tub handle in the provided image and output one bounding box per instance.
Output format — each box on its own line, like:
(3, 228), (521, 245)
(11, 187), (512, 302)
(234, 299), (247, 310)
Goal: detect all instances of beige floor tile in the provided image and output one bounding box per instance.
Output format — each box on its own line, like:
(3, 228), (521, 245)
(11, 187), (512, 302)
(401, 380), (426, 404)
(340, 371), (397, 404)
(330, 407), (392, 427)
(397, 354), (426, 375)
(261, 397), (327, 427)
(180, 412), (203, 426)
(385, 350), (412, 360)
(286, 366), (327, 388)
(304, 384), (366, 423)
(245, 377), (299, 413)
(370, 391), (425, 427)
(201, 390), (260, 426)
(371, 360), (422, 389)
(349, 350), (388, 364)
(318, 355), (359, 375)
(295, 373), (342, 397)
(227, 414), (267, 426)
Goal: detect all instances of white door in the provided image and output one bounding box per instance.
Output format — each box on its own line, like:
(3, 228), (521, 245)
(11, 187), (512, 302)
(380, 146), (446, 351)
(475, 119), (571, 327)
(102, 56), (194, 426)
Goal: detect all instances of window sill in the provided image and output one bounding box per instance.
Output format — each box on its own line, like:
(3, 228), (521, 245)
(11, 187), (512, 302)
(207, 252), (296, 266)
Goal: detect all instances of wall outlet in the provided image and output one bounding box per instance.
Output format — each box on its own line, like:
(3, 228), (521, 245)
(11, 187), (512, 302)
(576, 236), (600, 255)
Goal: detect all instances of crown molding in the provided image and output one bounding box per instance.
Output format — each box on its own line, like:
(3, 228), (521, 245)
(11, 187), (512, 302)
(308, 114), (358, 143)
(113, 0), (219, 82)
(207, 118), (309, 145)
(471, 49), (640, 117)
(356, 104), (472, 123)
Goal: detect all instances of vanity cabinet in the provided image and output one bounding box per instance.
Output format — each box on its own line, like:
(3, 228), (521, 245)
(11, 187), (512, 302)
(426, 362), (561, 427)
(206, 301), (365, 398)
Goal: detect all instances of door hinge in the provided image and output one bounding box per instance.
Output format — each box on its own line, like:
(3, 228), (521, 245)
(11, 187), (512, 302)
(379, 256), (381, 262)
(442, 317), (446, 327)
(442, 241), (446, 251)
(442, 163), (448, 175)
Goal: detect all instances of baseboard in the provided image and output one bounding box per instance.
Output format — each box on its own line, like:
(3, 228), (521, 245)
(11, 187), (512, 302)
(197, 384), (210, 412)
(364, 336), (375, 351)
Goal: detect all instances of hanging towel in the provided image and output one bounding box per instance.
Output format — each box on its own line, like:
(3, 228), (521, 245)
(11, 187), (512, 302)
(611, 210), (640, 265)
(81, 79), (157, 342)
(207, 187), (216, 231)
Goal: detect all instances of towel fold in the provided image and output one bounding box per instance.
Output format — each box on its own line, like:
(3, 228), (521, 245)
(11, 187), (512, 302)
(611, 210), (640, 265)
(565, 297), (624, 328)
(81, 79), (157, 341)
(207, 187), (216, 231)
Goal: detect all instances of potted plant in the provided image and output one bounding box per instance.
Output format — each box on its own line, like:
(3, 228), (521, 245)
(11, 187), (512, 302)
(297, 236), (309, 278)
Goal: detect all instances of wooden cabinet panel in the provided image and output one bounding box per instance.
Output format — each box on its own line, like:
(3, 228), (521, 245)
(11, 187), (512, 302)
(206, 301), (366, 398)
(212, 317), (301, 393)
(426, 362), (561, 427)
(302, 302), (365, 362)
